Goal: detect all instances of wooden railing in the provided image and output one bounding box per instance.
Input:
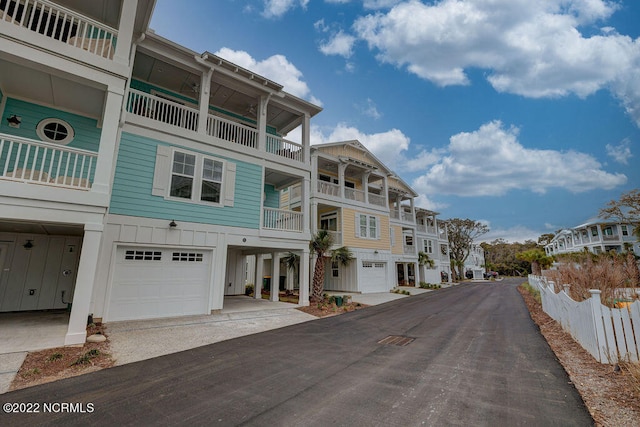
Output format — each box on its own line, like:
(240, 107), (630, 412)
(266, 135), (303, 162)
(317, 180), (341, 197)
(368, 193), (386, 207)
(1, 0), (118, 59)
(263, 208), (303, 232)
(0, 133), (96, 189)
(206, 114), (257, 149)
(345, 187), (365, 202)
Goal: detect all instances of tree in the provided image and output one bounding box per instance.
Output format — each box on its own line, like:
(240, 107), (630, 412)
(445, 218), (489, 281)
(283, 251), (300, 289)
(516, 248), (553, 276)
(418, 251), (435, 269)
(599, 188), (640, 239)
(308, 231), (355, 302)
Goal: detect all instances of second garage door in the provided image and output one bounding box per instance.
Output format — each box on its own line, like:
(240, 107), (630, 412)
(107, 247), (212, 321)
(359, 261), (388, 293)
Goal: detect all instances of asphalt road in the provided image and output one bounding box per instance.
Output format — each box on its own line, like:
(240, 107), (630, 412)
(1, 278), (593, 426)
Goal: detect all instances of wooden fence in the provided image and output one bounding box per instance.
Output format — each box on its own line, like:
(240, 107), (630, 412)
(528, 275), (640, 363)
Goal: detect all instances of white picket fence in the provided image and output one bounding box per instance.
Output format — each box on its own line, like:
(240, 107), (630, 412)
(528, 275), (640, 363)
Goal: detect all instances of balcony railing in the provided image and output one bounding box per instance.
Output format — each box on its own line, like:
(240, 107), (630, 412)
(0, 133), (96, 189)
(127, 89), (199, 132)
(345, 187), (365, 203)
(327, 230), (342, 246)
(263, 208), (303, 232)
(368, 193), (386, 207)
(1, 0), (118, 59)
(602, 234), (619, 242)
(207, 114), (257, 148)
(266, 135), (303, 162)
(317, 180), (341, 197)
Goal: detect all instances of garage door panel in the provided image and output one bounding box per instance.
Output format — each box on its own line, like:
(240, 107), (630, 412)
(360, 261), (387, 293)
(108, 247), (212, 321)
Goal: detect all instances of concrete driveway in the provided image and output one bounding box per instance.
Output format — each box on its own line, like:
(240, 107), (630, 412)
(0, 279), (592, 426)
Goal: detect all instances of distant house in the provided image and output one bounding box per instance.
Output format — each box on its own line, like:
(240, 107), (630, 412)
(545, 218), (640, 257)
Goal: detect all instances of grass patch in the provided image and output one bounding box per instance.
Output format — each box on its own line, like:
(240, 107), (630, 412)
(520, 282), (541, 304)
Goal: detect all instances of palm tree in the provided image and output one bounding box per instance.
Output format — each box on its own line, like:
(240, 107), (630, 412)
(331, 246), (354, 271)
(516, 249), (553, 276)
(418, 251), (435, 269)
(282, 251), (300, 289)
(309, 230), (334, 302)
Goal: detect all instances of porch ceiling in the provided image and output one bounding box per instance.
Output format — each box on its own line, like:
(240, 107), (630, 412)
(0, 220), (84, 236)
(264, 168), (301, 190)
(132, 51), (304, 135)
(0, 57), (106, 120)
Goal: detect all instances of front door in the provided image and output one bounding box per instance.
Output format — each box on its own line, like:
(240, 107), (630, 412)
(396, 263), (405, 285)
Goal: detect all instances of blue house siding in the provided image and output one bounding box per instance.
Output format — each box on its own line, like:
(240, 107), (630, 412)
(110, 132), (263, 228)
(0, 98), (100, 152)
(263, 185), (280, 208)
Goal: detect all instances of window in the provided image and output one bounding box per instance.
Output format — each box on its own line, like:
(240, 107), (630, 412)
(169, 150), (224, 204)
(603, 226), (614, 236)
(331, 261), (339, 278)
(424, 239), (433, 254)
(622, 225), (628, 236)
(440, 244), (448, 255)
(320, 212), (338, 231)
(356, 213), (379, 239)
(404, 235), (413, 246)
(344, 181), (355, 189)
(125, 250), (162, 261)
(172, 252), (204, 262)
(591, 226), (599, 237)
(36, 118), (74, 145)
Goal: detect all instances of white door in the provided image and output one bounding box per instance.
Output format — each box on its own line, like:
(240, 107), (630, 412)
(359, 261), (388, 293)
(108, 247), (212, 321)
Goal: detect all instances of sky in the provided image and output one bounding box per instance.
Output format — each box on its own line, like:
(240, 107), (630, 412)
(149, 0), (640, 243)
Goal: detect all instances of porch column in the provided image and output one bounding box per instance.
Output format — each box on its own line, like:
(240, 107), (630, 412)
(302, 177), (311, 234)
(197, 67), (213, 135)
(256, 95), (269, 152)
(409, 197), (415, 222)
(382, 175), (389, 209)
(338, 163), (347, 199)
(298, 248), (310, 306)
(415, 263), (423, 287)
(65, 223), (103, 345)
(254, 254), (264, 300)
(270, 252), (280, 302)
(210, 234), (227, 311)
(113, 0), (138, 65)
(363, 171), (370, 204)
(310, 200), (318, 234)
(93, 86), (124, 194)
(302, 113), (311, 165)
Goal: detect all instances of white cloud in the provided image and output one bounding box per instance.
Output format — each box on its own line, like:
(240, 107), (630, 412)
(478, 225), (543, 244)
(311, 123), (410, 170)
(214, 48), (320, 104)
(606, 138), (633, 165)
(320, 30), (357, 58)
(357, 98), (382, 119)
(351, 0), (640, 125)
(412, 120), (627, 197)
(262, 0), (309, 19)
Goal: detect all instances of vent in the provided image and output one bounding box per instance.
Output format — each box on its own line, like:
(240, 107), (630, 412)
(378, 335), (415, 346)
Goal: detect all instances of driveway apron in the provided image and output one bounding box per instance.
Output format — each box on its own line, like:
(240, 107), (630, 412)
(0, 278), (593, 426)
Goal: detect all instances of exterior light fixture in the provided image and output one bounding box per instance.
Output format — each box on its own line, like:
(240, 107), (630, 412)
(7, 115), (21, 128)
(23, 239), (34, 250)
(169, 220), (177, 228)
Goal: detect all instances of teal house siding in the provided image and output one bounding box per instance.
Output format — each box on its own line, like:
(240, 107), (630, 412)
(110, 132), (263, 228)
(0, 98), (100, 152)
(263, 185), (280, 208)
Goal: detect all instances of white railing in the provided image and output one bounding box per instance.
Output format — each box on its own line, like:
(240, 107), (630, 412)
(529, 275), (640, 363)
(0, 134), (96, 189)
(327, 230), (342, 246)
(402, 212), (414, 223)
(368, 193), (386, 207)
(317, 180), (341, 197)
(1, 0), (118, 59)
(207, 114), (257, 149)
(345, 187), (365, 202)
(263, 208), (303, 232)
(127, 90), (199, 132)
(266, 135), (303, 162)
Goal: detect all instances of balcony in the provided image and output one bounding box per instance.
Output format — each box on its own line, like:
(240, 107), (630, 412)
(126, 90), (303, 164)
(1, 0), (118, 60)
(315, 180), (388, 208)
(263, 208), (303, 232)
(0, 133), (96, 190)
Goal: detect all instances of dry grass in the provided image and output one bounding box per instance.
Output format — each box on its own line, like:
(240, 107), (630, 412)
(546, 252), (640, 307)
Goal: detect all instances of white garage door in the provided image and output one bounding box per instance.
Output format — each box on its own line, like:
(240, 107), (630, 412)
(107, 247), (212, 321)
(359, 261), (388, 293)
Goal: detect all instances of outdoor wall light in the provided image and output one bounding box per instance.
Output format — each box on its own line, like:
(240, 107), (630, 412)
(23, 239), (34, 250)
(7, 115), (21, 128)
(169, 220), (177, 228)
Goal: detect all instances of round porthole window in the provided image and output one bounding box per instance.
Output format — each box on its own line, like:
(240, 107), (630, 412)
(36, 118), (74, 145)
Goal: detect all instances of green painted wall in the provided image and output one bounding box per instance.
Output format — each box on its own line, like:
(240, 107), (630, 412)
(110, 132), (265, 228)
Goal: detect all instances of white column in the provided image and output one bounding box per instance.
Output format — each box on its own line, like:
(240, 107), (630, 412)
(92, 86), (125, 194)
(382, 175), (389, 209)
(257, 95), (269, 152)
(210, 234), (227, 311)
(302, 177), (311, 234)
(270, 252), (280, 302)
(254, 254), (264, 300)
(298, 249), (310, 306)
(302, 113), (311, 165)
(113, 0), (138, 65)
(338, 163), (347, 199)
(363, 171), (370, 204)
(197, 67), (213, 135)
(65, 223), (103, 345)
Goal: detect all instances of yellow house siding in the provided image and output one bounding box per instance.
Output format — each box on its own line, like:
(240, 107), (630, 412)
(391, 225), (404, 255)
(342, 208), (390, 250)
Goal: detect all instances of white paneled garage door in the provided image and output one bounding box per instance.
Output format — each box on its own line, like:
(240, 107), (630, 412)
(107, 247), (212, 321)
(359, 261), (388, 293)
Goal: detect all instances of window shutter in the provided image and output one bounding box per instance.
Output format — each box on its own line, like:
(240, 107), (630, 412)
(375, 216), (380, 239)
(390, 226), (395, 246)
(223, 162), (236, 207)
(355, 213), (361, 237)
(152, 145), (171, 196)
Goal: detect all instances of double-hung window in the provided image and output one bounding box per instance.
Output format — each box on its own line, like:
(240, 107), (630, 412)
(169, 150), (224, 204)
(356, 213), (379, 239)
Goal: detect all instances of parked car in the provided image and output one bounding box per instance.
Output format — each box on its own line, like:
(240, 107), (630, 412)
(484, 271), (498, 279)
